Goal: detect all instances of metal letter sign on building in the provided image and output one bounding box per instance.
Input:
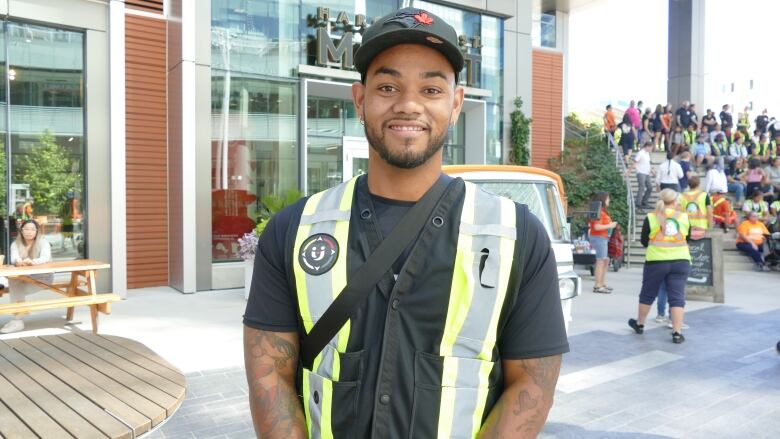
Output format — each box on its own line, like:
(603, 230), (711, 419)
(312, 6), (482, 87)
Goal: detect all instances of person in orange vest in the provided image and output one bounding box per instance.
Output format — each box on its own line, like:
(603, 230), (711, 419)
(736, 211), (771, 271)
(711, 190), (737, 231)
(679, 176), (712, 238)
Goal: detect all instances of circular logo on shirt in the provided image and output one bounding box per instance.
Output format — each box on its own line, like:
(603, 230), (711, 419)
(686, 203), (699, 213)
(299, 234), (339, 276)
(663, 218), (680, 237)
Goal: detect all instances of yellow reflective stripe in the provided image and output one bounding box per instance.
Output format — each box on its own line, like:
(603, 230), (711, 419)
(470, 360), (495, 438)
(440, 247), (474, 358)
(321, 378), (334, 439)
(438, 357), (460, 439)
(294, 192), (325, 333)
(437, 387), (458, 439)
(302, 370), (313, 438)
(332, 177), (358, 379)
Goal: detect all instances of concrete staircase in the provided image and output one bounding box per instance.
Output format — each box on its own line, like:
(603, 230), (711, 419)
(624, 151), (755, 271)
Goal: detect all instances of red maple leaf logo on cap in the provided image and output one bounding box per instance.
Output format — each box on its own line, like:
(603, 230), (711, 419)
(414, 12), (434, 25)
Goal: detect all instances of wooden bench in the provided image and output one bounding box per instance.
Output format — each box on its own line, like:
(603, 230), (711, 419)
(0, 260), (118, 333)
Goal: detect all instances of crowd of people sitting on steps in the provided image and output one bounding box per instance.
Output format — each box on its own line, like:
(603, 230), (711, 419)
(602, 99), (780, 274)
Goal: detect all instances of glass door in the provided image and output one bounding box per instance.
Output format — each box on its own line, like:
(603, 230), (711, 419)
(342, 136), (368, 181)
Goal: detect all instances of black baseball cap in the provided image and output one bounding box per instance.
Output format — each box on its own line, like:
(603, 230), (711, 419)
(354, 7), (464, 80)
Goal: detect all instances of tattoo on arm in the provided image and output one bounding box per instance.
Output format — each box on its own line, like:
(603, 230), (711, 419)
(244, 326), (306, 439)
(479, 355), (562, 439)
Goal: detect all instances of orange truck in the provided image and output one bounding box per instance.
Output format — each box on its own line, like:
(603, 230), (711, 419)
(444, 165), (580, 332)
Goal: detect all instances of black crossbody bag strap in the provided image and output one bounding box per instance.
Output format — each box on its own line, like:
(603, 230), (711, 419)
(301, 177), (452, 370)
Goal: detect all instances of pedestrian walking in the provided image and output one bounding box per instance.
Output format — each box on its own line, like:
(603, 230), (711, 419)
(628, 189), (692, 344)
(242, 8), (569, 438)
(628, 142), (655, 209)
(656, 151), (684, 192)
(589, 192), (618, 294)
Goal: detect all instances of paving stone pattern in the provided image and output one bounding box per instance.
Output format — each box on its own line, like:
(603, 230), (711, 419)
(148, 304), (779, 438)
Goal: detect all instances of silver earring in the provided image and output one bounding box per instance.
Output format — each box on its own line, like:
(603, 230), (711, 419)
(360, 119), (365, 126)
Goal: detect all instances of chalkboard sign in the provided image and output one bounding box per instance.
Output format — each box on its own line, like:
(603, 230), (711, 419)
(687, 238), (713, 286)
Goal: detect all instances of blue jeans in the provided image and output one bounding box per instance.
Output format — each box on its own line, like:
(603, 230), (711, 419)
(728, 182), (745, 202)
(657, 281), (668, 317)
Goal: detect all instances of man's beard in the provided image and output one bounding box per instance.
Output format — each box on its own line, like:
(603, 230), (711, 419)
(364, 117), (448, 169)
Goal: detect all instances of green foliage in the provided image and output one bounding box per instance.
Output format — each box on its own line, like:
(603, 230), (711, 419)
(565, 112), (604, 138)
(18, 130), (80, 215)
(255, 188), (303, 235)
(508, 97), (531, 165)
(548, 137), (628, 236)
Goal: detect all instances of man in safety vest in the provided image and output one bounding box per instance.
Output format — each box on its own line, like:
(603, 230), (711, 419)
(680, 176), (712, 237)
(752, 133), (774, 163)
(242, 7), (569, 439)
(742, 189), (770, 225)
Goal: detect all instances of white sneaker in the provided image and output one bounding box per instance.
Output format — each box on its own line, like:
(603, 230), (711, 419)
(667, 321), (689, 330)
(0, 319), (24, 334)
(654, 315), (667, 324)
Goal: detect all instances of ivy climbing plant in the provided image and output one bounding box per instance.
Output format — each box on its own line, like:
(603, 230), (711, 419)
(509, 97), (532, 165)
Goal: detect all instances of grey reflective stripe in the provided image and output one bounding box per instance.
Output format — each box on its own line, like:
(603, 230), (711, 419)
(306, 370), (324, 439)
(315, 344), (338, 378)
(459, 222), (517, 240)
(451, 185), (514, 359)
(302, 181), (350, 323)
(450, 387), (483, 439)
(301, 209), (351, 225)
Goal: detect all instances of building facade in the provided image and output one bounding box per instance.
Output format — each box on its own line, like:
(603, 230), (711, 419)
(2, 0), (569, 295)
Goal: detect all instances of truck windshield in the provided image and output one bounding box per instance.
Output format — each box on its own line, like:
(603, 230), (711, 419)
(469, 180), (569, 242)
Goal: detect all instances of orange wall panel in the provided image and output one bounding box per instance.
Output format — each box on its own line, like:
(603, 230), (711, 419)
(531, 50), (564, 169)
(125, 14), (168, 288)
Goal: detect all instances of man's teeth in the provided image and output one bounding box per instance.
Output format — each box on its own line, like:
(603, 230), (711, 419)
(391, 125), (424, 131)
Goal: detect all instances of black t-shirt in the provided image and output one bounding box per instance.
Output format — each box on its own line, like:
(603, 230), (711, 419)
(702, 114), (717, 132)
(243, 179), (569, 360)
(720, 111), (733, 129)
(676, 107), (691, 128)
(756, 115), (769, 132)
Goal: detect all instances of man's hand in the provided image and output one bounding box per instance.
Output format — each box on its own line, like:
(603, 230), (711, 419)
(244, 326), (306, 439)
(478, 355), (562, 438)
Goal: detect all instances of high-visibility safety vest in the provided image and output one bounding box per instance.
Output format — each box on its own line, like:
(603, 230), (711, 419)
(684, 130), (695, 145)
(754, 141), (773, 157)
(680, 190), (709, 229)
(646, 209), (691, 262)
(743, 199), (768, 217)
(712, 142), (728, 156)
(293, 176), (518, 438)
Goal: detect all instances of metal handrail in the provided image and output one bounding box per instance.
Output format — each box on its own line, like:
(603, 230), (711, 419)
(607, 132), (635, 268)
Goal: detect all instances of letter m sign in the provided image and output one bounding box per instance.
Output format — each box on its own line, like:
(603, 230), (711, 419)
(316, 28), (353, 68)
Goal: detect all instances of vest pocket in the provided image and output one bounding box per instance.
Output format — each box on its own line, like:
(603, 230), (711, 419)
(409, 352), (496, 439)
(302, 368), (360, 438)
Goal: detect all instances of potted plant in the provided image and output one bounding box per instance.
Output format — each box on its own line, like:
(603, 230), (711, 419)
(238, 189), (302, 299)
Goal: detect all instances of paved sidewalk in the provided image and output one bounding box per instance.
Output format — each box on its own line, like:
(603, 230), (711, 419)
(1, 267), (777, 438)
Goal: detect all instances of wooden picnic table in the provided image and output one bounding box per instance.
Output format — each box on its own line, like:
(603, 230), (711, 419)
(0, 333), (186, 438)
(0, 260), (120, 333)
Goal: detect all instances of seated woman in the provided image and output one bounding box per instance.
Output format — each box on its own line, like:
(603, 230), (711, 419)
(0, 220), (53, 334)
(736, 211), (771, 272)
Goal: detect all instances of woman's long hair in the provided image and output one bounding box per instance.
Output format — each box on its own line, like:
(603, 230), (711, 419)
(655, 188), (679, 216)
(15, 219), (44, 260)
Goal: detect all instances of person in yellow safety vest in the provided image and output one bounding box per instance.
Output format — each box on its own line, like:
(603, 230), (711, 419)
(737, 106), (751, 135)
(680, 176), (713, 237)
(752, 133), (774, 163)
(242, 7), (569, 439)
(742, 189), (770, 225)
(769, 200), (780, 230)
(629, 189), (692, 344)
(683, 123), (697, 147)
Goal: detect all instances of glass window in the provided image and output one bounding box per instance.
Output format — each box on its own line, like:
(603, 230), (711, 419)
(5, 21), (86, 260)
(211, 74), (298, 261)
(442, 116), (465, 165)
(532, 11), (557, 49)
(470, 180), (567, 241)
(306, 96), (363, 193)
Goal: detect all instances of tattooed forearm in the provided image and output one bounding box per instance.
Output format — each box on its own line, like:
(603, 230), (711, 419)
(478, 355), (562, 438)
(244, 326), (306, 439)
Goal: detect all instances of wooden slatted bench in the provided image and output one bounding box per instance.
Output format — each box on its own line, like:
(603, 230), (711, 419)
(0, 260), (118, 333)
(0, 333), (186, 438)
